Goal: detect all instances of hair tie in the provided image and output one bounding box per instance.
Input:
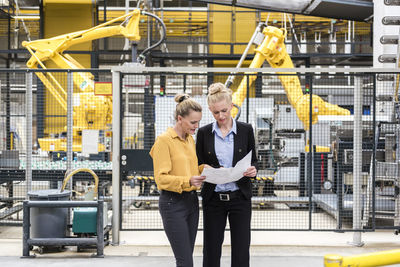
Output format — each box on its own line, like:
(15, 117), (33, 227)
(178, 95), (189, 103)
(210, 89), (221, 96)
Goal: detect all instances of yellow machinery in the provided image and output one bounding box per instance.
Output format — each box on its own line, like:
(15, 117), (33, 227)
(22, 9), (165, 152)
(324, 249), (400, 267)
(229, 24), (350, 130)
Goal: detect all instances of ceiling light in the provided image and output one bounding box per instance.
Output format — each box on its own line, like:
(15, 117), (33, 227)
(12, 16), (40, 20)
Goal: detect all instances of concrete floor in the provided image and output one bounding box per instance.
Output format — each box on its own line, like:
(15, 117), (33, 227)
(0, 256), (326, 267)
(2, 227), (400, 266)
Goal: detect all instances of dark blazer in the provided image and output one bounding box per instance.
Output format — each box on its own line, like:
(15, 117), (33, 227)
(196, 121), (258, 202)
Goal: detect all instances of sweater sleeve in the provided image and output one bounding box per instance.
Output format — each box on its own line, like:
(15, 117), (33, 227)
(198, 164), (205, 174)
(150, 137), (192, 193)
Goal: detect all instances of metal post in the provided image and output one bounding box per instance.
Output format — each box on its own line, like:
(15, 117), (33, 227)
(67, 72), (73, 190)
(308, 73), (314, 229)
(5, 71), (10, 150)
(36, 80), (45, 139)
(372, 76), (377, 230)
(207, 60), (213, 87)
(25, 72), (33, 194)
(103, 0), (107, 51)
(112, 70), (121, 244)
(22, 201), (30, 257)
(350, 76), (364, 246)
(246, 74), (250, 123)
(6, 6), (11, 150)
(183, 74), (187, 93)
(96, 200), (104, 257)
(131, 43), (138, 63)
(122, 0), (130, 61)
(144, 78), (155, 150)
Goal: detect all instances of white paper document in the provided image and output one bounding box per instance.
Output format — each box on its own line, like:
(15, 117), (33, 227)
(201, 151), (252, 184)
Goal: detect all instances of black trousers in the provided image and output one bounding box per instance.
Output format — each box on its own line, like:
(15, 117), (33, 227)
(202, 191), (251, 267)
(159, 190), (199, 267)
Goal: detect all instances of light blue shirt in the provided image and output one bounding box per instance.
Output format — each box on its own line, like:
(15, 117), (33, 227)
(213, 119), (239, 192)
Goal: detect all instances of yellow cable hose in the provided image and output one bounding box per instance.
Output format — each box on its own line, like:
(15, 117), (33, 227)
(60, 168), (99, 198)
(231, 26), (350, 130)
(325, 249), (400, 267)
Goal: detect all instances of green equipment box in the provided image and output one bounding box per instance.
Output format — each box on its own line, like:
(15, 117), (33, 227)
(72, 207), (98, 234)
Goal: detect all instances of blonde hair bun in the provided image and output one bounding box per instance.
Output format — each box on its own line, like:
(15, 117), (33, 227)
(209, 86), (222, 96)
(207, 82), (232, 105)
(173, 93), (202, 120)
(174, 93), (190, 104)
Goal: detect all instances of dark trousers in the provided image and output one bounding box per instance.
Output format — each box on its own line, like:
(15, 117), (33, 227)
(203, 192), (251, 267)
(159, 190), (199, 267)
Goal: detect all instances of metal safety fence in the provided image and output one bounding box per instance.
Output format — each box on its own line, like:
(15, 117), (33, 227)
(1, 67), (400, 236)
(114, 67), (389, 232)
(0, 69), (112, 226)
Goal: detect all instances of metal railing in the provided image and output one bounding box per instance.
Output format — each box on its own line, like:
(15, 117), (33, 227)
(22, 199), (105, 257)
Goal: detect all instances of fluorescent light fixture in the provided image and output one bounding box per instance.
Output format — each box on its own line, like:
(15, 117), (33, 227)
(12, 15), (40, 20)
(192, 0), (373, 21)
(235, 0), (312, 12)
(194, 0), (312, 12)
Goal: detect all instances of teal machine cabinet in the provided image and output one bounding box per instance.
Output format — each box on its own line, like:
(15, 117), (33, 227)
(72, 205), (108, 235)
(73, 207), (98, 234)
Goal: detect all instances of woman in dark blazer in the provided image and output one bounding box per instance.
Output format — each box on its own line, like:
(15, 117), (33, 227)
(196, 82), (258, 267)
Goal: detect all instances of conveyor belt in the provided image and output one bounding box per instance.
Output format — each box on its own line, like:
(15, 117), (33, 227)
(0, 204), (23, 220)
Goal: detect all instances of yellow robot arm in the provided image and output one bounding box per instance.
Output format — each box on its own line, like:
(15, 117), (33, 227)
(22, 9), (143, 152)
(21, 9), (142, 113)
(231, 26), (350, 130)
(22, 9), (141, 70)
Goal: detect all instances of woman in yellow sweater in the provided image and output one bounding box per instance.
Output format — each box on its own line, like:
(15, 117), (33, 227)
(150, 94), (206, 267)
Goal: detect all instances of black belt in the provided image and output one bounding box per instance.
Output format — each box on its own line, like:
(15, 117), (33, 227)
(161, 190), (196, 197)
(213, 190), (242, 201)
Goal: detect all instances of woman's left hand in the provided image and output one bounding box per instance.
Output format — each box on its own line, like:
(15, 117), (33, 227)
(243, 166), (257, 178)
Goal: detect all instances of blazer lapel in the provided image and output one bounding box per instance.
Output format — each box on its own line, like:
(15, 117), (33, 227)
(206, 126), (218, 164)
(233, 123), (242, 166)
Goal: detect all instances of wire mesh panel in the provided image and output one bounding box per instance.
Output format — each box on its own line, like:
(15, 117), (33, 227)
(0, 71), (27, 225)
(248, 72), (309, 230)
(117, 69), (400, 232)
(307, 73), (373, 231)
(0, 69), (113, 226)
(363, 73), (398, 231)
(32, 69), (112, 180)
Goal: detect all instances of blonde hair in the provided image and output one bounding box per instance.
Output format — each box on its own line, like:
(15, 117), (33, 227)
(174, 93), (202, 120)
(207, 82), (232, 106)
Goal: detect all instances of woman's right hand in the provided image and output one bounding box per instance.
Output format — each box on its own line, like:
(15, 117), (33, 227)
(190, 175), (206, 187)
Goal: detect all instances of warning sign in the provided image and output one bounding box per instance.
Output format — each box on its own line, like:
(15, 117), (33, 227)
(94, 82), (112, 96)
